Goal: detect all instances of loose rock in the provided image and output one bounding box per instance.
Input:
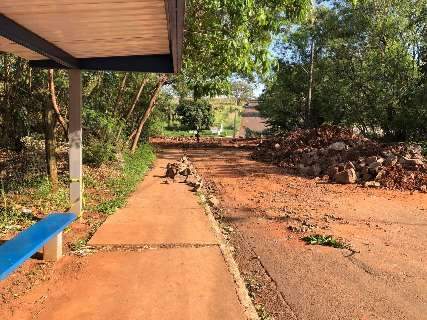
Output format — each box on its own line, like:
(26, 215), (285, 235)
(335, 168), (357, 184)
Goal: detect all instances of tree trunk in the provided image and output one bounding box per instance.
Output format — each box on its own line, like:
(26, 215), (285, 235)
(44, 100), (59, 193)
(48, 69), (68, 140)
(125, 77), (148, 120)
(130, 75), (167, 153)
(306, 37), (315, 127)
(112, 73), (128, 116)
(115, 77), (148, 142)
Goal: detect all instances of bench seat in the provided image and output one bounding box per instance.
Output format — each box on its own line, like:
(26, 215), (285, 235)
(0, 213), (77, 280)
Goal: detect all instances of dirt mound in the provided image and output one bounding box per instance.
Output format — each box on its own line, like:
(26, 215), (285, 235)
(150, 136), (261, 149)
(252, 125), (427, 191)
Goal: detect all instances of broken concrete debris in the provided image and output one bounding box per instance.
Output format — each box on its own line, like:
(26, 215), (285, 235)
(252, 125), (426, 191)
(165, 156), (204, 192)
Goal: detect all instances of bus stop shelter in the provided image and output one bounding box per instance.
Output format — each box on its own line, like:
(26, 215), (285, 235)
(0, 0), (184, 217)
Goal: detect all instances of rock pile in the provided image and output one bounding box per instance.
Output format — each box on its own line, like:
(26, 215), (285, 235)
(252, 125), (427, 191)
(165, 156), (204, 191)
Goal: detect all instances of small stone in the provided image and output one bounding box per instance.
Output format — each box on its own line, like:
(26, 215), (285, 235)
(384, 155), (398, 166)
(310, 164), (322, 177)
(374, 169), (386, 181)
(402, 158), (424, 167)
(208, 195), (220, 207)
(335, 168), (357, 184)
(327, 166), (339, 180)
(364, 181), (381, 188)
(366, 156), (378, 164)
(344, 161), (355, 170)
(368, 161), (383, 173)
(328, 142), (347, 151)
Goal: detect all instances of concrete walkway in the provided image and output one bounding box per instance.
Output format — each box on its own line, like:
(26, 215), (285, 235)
(37, 150), (247, 320)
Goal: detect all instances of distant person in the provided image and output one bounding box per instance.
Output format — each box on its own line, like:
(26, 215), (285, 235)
(195, 129), (200, 143)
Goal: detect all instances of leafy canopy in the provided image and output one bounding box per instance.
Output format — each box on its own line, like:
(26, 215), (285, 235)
(176, 99), (214, 130)
(180, 0), (311, 97)
(259, 0), (427, 140)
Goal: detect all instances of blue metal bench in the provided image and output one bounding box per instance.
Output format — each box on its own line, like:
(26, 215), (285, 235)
(0, 213), (77, 280)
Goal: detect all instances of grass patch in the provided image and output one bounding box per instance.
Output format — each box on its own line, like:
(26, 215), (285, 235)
(302, 234), (349, 249)
(32, 177), (69, 212)
(0, 207), (38, 234)
(95, 143), (155, 214)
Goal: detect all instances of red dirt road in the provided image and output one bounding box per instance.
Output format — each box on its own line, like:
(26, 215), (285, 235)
(186, 146), (427, 320)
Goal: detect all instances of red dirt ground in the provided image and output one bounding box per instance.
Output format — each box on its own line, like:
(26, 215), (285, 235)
(184, 145), (427, 320)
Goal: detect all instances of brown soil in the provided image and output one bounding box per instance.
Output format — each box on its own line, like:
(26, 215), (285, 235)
(183, 144), (427, 320)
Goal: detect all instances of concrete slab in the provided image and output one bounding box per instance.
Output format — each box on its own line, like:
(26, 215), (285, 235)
(89, 207), (217, 245)
(34, 249), (246, 320)
(89, 158), (217, 246)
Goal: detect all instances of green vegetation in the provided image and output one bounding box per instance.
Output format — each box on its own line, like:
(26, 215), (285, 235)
(302, 234), (349, 249)
(0, 175), (69, 235)
(176, 99), (214, 132)
(0, 144), (155, 235)
(259, 0), (426, 142)
(0, 207), (38, 235)
(95, 144), (155, 214)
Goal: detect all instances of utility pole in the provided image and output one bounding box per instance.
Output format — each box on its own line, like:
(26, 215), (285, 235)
(233, 108), (238, 138)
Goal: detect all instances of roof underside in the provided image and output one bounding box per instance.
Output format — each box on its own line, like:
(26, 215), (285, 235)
(0, 0), (184, 73)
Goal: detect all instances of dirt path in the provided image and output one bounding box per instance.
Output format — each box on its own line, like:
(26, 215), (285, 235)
(0, 150), (249, 320)
(185, 146), (427, 320)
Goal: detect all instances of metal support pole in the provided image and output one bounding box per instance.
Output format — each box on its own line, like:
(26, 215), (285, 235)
(69, 69), (82, 218)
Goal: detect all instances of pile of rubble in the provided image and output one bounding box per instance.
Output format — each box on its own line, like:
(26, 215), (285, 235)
(252, 125), (427, 191)
(164, 155), (204, 191)
(150, 136), (261, 149)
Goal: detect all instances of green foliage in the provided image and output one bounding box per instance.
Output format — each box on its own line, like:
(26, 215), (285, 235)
(83, 141), (117, 166)
(95, 144), (155, 214)
(176, 99), (214, 130)
(83, 108), (124, 166)
(0, 207), (38, 235)
(302, 234), (349, 249)
(179, 0), (311, 97)
(33, 177), (69, 212)
(260, 0), (427, 141)
(231, 80), (254, 105)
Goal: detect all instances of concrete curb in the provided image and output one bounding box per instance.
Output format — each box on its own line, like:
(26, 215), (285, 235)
(199, 194), (260, 320)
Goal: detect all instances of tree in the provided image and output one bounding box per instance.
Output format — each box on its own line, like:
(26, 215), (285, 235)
(231, 80), (254, 105)
(176, 99), (214, 132)
(259, 0), (427, 140)
(130, 75), (168, 153)
(178, 0), (311, 97)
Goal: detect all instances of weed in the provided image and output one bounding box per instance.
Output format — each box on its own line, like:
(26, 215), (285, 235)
(33, 177), (69, 212)
(302, 234), (349, 249)
(255, 304), (274, 320)
(0, 207), (38, 235)
(70, 220), (103, 256)
(83, 174), (97, 189)
(245, 278), (262, 299)
(91, 144), (155, 215)
(96, 198), (125, 215)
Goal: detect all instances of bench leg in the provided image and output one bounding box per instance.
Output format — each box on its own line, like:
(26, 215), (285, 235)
(43, 232), (63, 261)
